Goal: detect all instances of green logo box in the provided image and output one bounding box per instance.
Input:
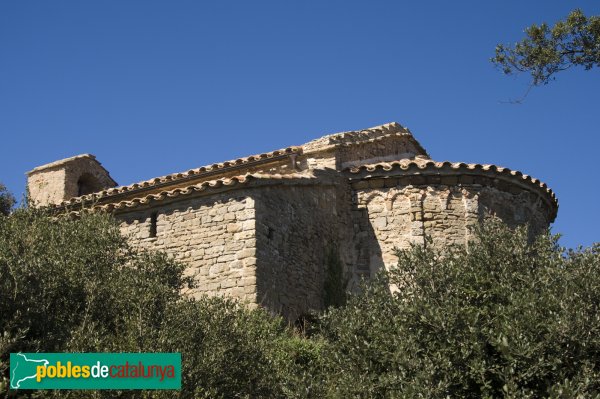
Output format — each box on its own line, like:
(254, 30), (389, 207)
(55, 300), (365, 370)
(10, 353), (181, 390)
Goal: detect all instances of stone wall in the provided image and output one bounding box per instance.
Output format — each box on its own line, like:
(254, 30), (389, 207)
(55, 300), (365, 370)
(253, 181), (353, 321)
(27, 154), (116, 206)
(351, 177), (551, 281)
(27, 168), (66, 206)
(112, 172), (552, 319)
(117, 192), (258, 303)
(300, 131), (427, 172)
(114, 178), (357, 321)
(26, 122), (558, 320)
(337, 135), (426, 169)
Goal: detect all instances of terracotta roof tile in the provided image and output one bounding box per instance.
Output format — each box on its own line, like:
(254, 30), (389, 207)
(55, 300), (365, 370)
(347, 159), (558, 213)
(60, 172), (314, 214)
(59, 146), (302, 206)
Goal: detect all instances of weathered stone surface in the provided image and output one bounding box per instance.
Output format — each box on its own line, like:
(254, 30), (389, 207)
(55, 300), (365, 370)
(350, 183), (551, 280)
(27, 122), (558, 320)
(27, 154), (116, 206)
(119, 195), (258, 303)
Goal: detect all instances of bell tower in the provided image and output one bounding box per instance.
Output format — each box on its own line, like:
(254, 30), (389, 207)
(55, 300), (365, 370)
(26, 154), (117, 206)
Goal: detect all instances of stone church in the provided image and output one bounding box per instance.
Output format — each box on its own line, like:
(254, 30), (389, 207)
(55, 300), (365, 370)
(27, 122), (557, 320)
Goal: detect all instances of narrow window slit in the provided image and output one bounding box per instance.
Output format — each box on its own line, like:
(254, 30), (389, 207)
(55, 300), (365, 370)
(149, 212), (158, 238)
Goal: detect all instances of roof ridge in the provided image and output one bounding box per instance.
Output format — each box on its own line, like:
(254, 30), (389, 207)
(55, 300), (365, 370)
(27, 154), (97, 175)
(323, 121), (407, 137)
(52, 122), (425, 205)
(301, 121), (428, 156)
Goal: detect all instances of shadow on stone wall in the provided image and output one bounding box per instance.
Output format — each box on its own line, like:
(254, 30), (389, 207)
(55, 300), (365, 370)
(252, 169), (383, 321)
(347, 199), (384, 291)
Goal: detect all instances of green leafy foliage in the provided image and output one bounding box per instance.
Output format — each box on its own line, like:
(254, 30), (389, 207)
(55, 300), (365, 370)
(1, 196), (599, 398)
(0, 207), (302, 398)
(154, 298), (291, 399)
(318, 222), (600, 398)
(0, 183), (15, 216)
(492, 9), (600, 85)
(0, 207), (190, 397)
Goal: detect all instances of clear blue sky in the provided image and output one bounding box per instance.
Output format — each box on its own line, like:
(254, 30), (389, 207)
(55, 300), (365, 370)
(1, 1), (598, 248)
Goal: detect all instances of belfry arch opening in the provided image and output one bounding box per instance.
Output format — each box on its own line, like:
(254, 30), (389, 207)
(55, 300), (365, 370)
(77, 173), (103, 196)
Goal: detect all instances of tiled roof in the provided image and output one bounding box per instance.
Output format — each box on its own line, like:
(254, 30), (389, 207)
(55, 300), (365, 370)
(347, 159), (558, 218)
(54, 122), (425, 209)
(57, 146), (302, 207)
(61, 172), (316, 214)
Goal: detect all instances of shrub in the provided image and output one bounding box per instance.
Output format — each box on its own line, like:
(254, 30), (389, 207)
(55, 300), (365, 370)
(318, 222), (600, 398)
(0, 207), (305, 398)
(3, 200), (599, 398)
(0, 183), (15, 216)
